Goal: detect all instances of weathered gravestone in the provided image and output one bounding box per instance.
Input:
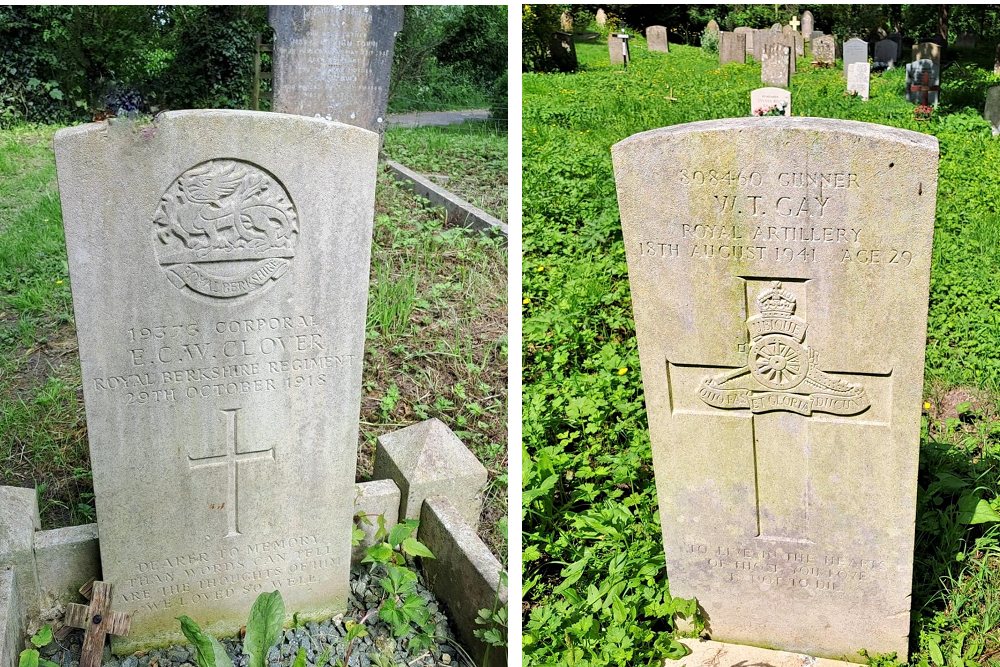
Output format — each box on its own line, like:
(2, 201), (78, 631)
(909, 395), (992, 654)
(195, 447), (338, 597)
(550, 32), (578, 73)
(874, 38), (897, 68)
(734, 27), (754, 58)
(984, 86), (1000, 135)
(955, 32), (977, 49)
(706, 19), (720, 38)
(269, 6), (402, 136)
(750, 87), (791, 116)
(752, 30), (773, 62)
(609, 33), (630, 66)
(559, 11), (573, 32)
(794, 33), (805, 58)
(595, 8), (607, 27)
(912, 42), (941, 65)
(995, 43), (1000, 75)
(847, 62), (870, 100)
(54, 110), (379, 651)
(720, 32), (746, 65)
(771, 23), (782, 32)
(800, 11), (814, 41)
(612, 117), (938, 660)
(842, 38), (868, 78)
(646, 25), (669, 53)
(780, 33), (798, 74)
(906, 59), (940, 107)
(812, 35), (835, 64)
(762, 44), (792, 88)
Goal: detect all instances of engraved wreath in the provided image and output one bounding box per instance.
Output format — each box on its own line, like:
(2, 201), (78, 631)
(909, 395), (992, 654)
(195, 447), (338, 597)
(153, 159), (298, 300)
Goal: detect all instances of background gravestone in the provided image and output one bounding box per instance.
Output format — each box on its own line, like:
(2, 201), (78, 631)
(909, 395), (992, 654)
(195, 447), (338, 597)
(800, 11), (814, 41)
(995, 43), (1000, 75)
(752, 30), (773, 62)
(612, 116), (938, 660)
(734, 27), (754, 58)
(812, 35), (835, 64)
(269, 5), (402, 136)
(842, 38), (868, 77)
(720, 32), (746, 65)
(559, 11), (573, 32)
(779, 33), (798, 74)
(54, 110), (379, 651)
(595, 8), (606, 26)
(874, 38), (897, 68)
(762, 44), (791, 87)
(889, 32), (904, 60)
(984, 86), (1000, 135)
(706, 19), (720, 38)
(750, 87), (791, 116)
(912, 41), (941, 65)
(608, 33), (630, 66)
(847, 62), (870, 100)
(646, 25), (669, 53)
(550, 32), (578, 73)
(955, 32), (977, 49)
(906, 58), (940, 107)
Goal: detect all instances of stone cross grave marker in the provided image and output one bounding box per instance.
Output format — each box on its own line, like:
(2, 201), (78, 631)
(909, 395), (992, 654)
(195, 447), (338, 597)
(646, 25), (669, 53)
(720, 32), (746, 65)
(269, 6), (403, 136)
(874, 38), (897, 68)
(800, 11), (814, 41)
(912, 41), (941, 65)
(750, 87), (791, 116)
(984, 86), (1000, 135)
(812, 35), (835, 64)
(54, 110), (379, 652)
(612, 117), (938, 660)
(788, 16), (800, 33)
(842, 38), (868, 78)
(847, 62), (870, 100)
(762, 44), (791, 87)
(906, 59), (940, 107)
(609, 33), (630, 67)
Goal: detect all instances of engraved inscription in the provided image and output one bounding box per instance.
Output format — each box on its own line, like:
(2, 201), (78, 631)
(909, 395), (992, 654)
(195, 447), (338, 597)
(699, 282), (870, 417)
(153, 160), (298, 301)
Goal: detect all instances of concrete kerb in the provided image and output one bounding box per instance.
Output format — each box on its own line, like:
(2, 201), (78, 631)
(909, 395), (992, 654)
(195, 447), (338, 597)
(383, 160), (508, 240)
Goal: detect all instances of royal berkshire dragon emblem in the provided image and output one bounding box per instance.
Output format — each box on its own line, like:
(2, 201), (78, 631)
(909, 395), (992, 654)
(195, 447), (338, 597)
(152, 159), (298, 300)
(698, 282), (870, 417)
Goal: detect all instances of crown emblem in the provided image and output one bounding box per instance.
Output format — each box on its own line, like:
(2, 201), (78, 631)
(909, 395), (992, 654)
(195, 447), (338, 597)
(756, 281), (796, 318)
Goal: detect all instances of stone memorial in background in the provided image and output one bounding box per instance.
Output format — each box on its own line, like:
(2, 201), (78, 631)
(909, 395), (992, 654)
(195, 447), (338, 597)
(762, 43), (792, 87)
(560, 11), (573, 32)
(847, 62), (870, 100)
(874, 38), (898, 68)
(550, 32), (578, 73)
(779, 33), (798, 74)
(810, 31), (824, 41)
(609, 33), (630, 66)
(749, 87), (791, 116)
(613, 116), (938, 661)
(54, 110), (379, 650)
(771, 23), (782, 32)
(906, 58), (940, 107)
(596, 8), (607, 27)
(735, 27), (754, 58)
(984, 86), (1000, 135)
(646, 25), (669, 53)
(955, 32), (978, 49)
(912, 41), (941, 65)
(706, 19), (720, 38)
(995, 43), (1000, 75)
(794, 33), (804, 58)
(720, 32), (746, 65)
(269, 6), (402, 136)
(800, 11), (814, 41)
(812, 35), (835, 64)
(752, 30), (773, 62)
(842, 38), (868, 77)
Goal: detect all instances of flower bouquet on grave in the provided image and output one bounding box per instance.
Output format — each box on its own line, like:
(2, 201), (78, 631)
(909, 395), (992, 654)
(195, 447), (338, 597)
(914, 104), (934, 121)
(752, 103), (787, 117)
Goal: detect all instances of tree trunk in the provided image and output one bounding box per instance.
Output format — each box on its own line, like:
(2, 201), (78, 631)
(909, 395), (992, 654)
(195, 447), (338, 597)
(938, 5), (949, 43)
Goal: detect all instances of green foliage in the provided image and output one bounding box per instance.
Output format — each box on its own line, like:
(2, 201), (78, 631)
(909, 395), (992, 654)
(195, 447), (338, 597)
(243, 591), (285, 667)
(699, 27), (719, 55)
(178, 615), (234, 667)
(522, 4), (568, 74)
(474, 570), (508, 667)
(18, 627), (58, 667)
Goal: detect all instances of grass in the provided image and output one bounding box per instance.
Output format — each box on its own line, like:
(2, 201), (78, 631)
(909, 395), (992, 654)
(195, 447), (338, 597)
(523, 36), (1000, 666)
(383, 121), (508, 223)
(0, 123), (508, 562)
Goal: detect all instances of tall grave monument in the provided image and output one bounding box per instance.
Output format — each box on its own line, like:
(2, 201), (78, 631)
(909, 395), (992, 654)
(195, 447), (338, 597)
(54, 110), (379, 651)
(613, 118), (938, 659)
(270, 6), (403, 136)
(800, 11), (814, 42)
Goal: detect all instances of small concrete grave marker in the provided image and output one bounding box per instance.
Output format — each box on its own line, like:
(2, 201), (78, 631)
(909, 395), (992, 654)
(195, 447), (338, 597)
(720, 32), (746, 65)
(847, 62), (870, 100)
(912, 41), (941, 65)
(842, 38), (868, 77)
(762, 43), (792, 87)
(984, 86), (1000, 135)
(612, 116), (938, 660)
(812, 35), (835, 64)
(609, 33), (630, 67)
(906, 59), (940, 107)
(800, 11), (814, 41)
(646, 25), (669, 53)
(65, 582), (132, 667)
(55, 110), (378, 651)
(874, 38), (897, 68)
(750, 87), (791, 116)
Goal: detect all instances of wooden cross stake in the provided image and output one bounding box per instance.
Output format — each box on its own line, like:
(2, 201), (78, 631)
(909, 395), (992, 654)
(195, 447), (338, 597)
(65, 581), (132, 667)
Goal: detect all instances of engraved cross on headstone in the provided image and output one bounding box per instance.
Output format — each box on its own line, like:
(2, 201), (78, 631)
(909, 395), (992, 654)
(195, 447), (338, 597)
(188, 408), (276, 537)
(670, 278), (890, 542)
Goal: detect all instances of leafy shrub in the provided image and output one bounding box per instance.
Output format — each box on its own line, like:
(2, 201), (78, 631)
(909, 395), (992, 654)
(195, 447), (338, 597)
(700, 26), (719, 54)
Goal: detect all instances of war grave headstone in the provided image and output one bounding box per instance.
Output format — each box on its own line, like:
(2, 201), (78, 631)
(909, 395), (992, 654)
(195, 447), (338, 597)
(762, 43), (792, 88)
(912, 41), (941, 65)
(596, 8), (607, 27)
(906, 58), (940, 107)
(847, 62), (870, 100)
(800, 11), (814, 41)
(53, 110), (379, 651)
(874, 38), (897, 69)
(985, 86), (1000, 135)
(842, 38), (868, 78)
(647, 25), (669, 53)
(609, 33), (630, 67)
(269, 6), (403, 136)
(612, 117), (938, 660)
(706, 19), (720, 38)
(720, 32), (746, 65)
(812, 35), (836, 65)
(750, 87), (791, 116)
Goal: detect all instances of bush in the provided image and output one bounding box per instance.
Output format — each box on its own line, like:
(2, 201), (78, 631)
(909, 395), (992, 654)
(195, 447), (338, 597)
(700, 27), (719, 54)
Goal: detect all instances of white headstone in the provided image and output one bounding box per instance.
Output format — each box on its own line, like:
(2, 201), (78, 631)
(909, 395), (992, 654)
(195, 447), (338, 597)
(847, 62), (870, 100)
(842, 38), (868, 78)
(750, 87), (792, 116)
